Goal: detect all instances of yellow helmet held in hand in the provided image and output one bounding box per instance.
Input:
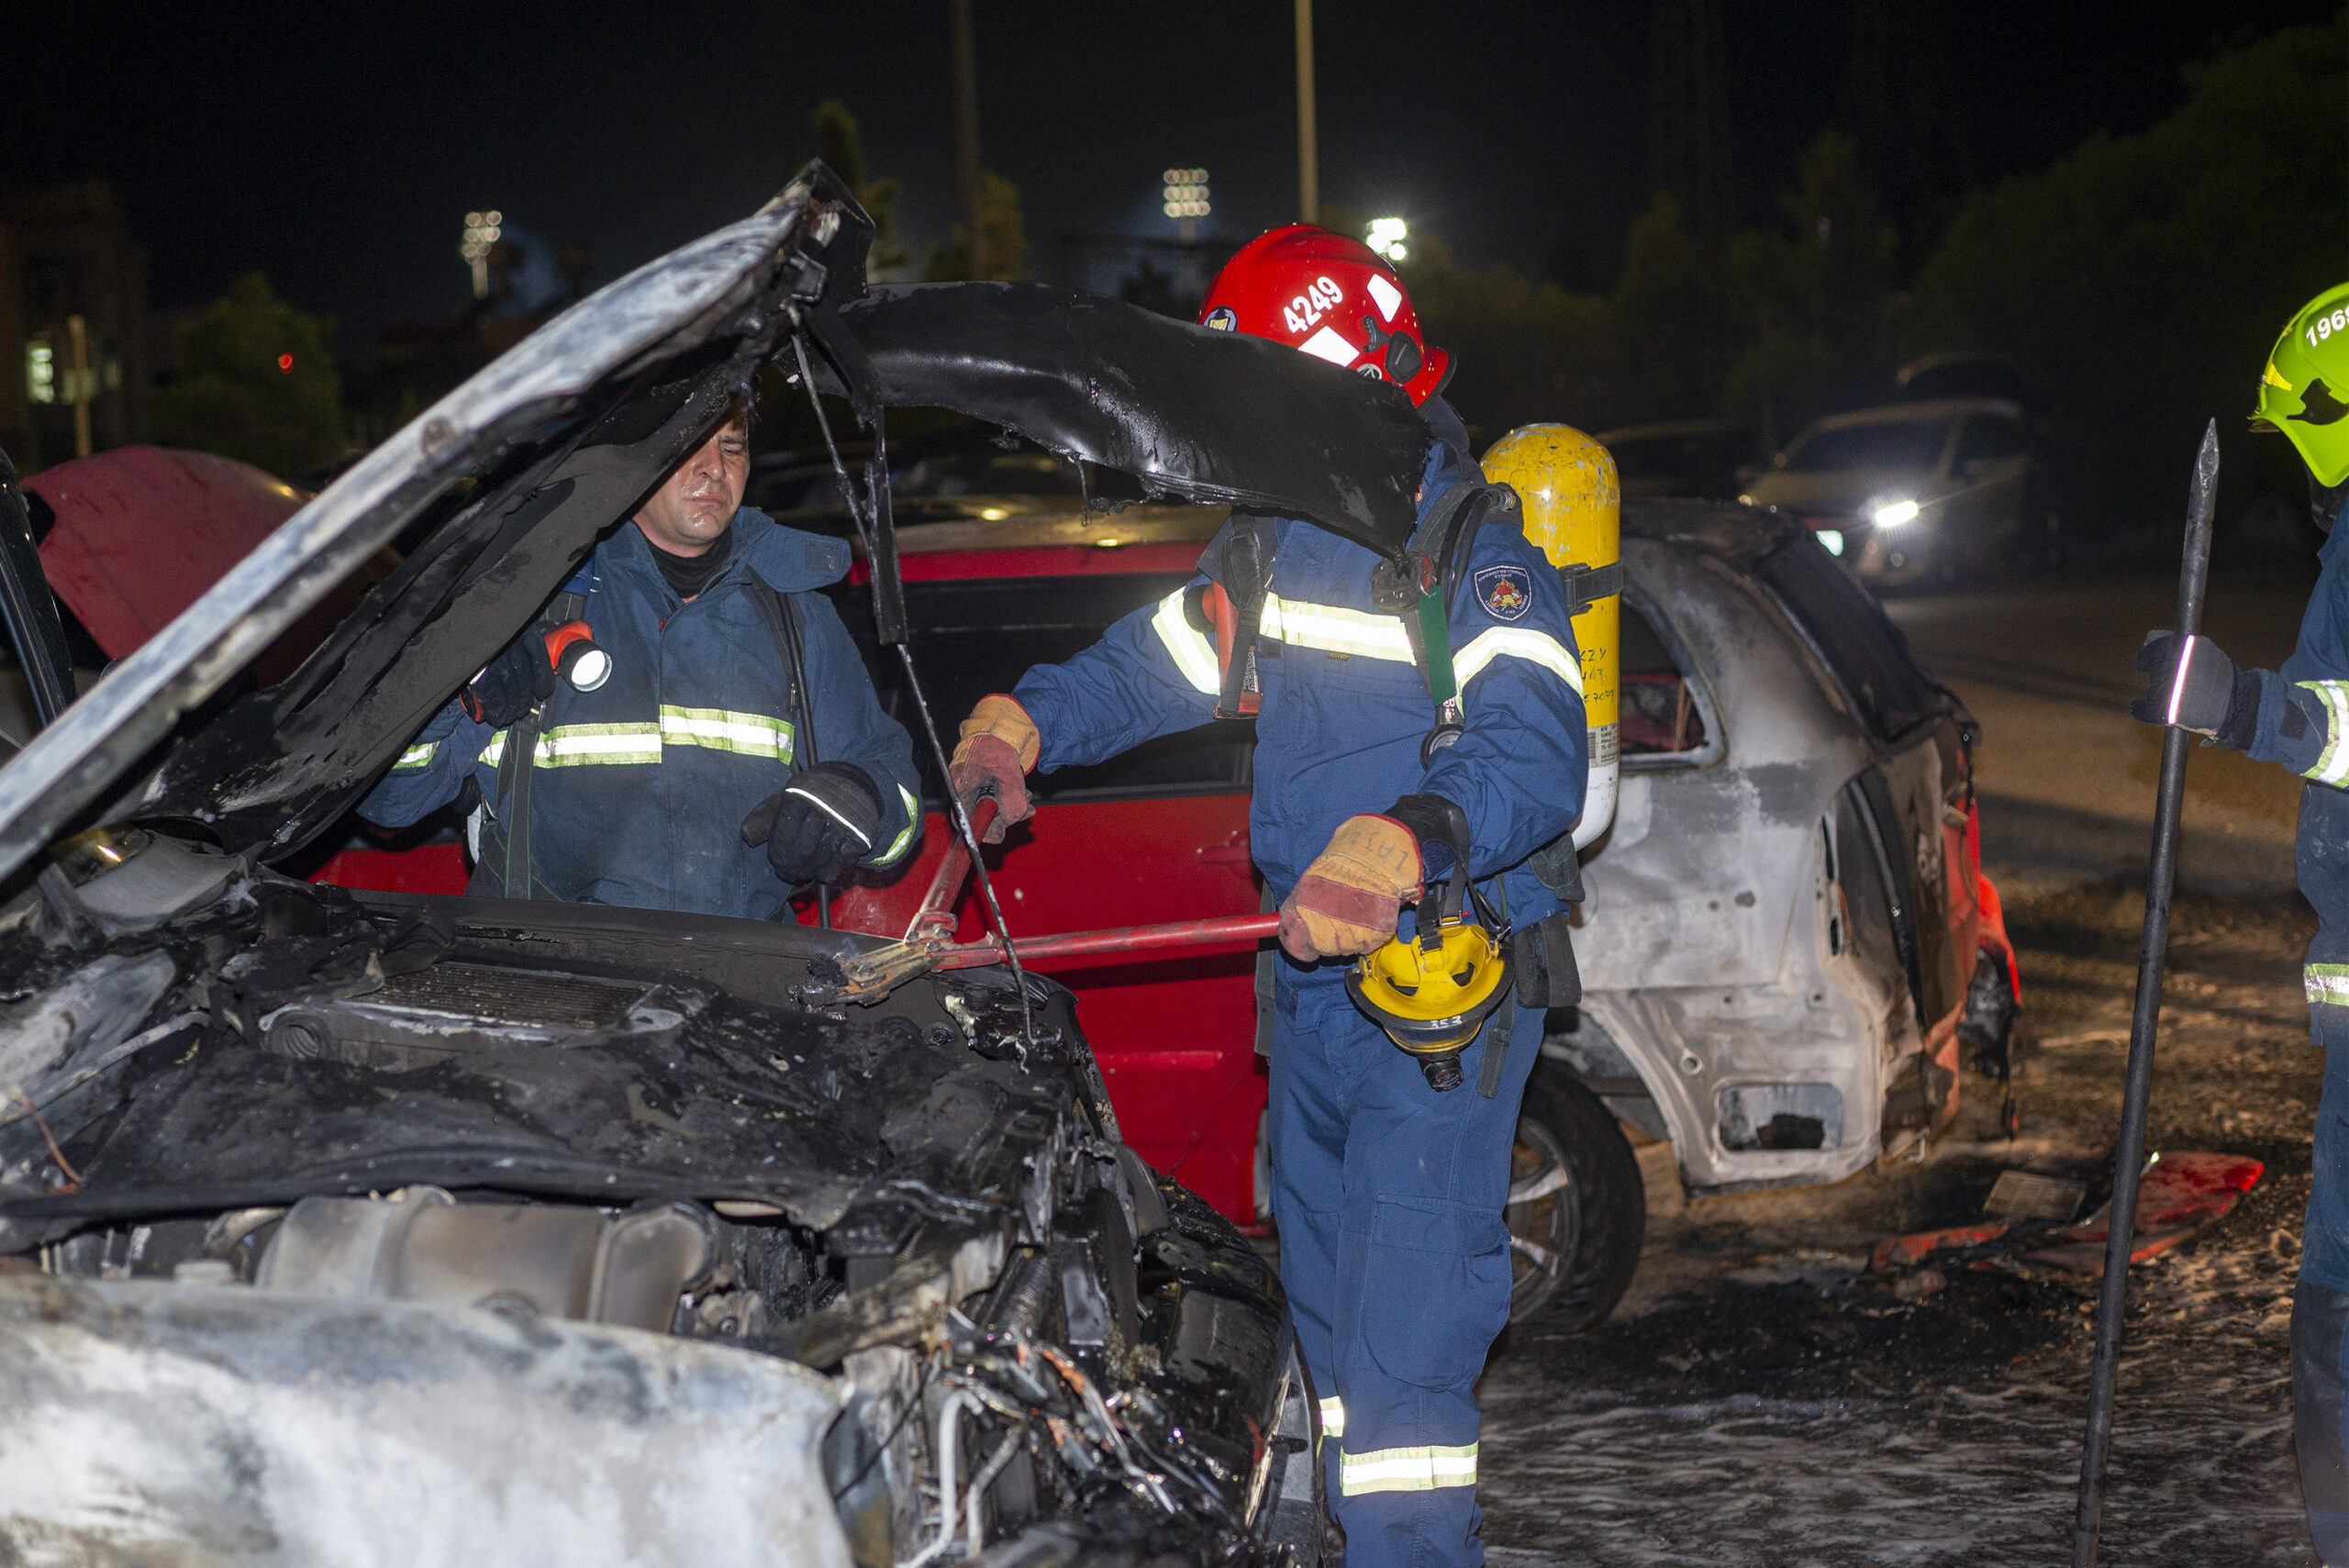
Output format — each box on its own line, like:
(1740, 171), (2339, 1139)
(1345, 803), (1512, 1091)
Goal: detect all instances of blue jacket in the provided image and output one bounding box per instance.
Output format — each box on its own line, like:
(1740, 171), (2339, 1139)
(361, 510), (921, 920)
(1011, 399), (1589, 992)
(2242, 509), (2349, 1040)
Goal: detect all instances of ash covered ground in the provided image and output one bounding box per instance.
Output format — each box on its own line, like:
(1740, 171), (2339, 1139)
(1475, 568), (2330, 1565)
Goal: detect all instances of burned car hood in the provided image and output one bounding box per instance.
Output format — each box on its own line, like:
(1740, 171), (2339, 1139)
(829, 282), (1424, 552)
(0, 162), (1426, 881)
(0, 882), (1074, 1242)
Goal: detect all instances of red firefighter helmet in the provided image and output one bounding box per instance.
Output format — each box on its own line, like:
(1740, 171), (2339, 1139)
(1197, 225), (1450, 406)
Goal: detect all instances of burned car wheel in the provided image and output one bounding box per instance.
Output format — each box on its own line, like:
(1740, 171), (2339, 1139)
(1506, 1066), (1644, 1329)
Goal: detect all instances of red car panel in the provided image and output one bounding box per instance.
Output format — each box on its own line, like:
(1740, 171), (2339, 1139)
(29, 447), (304, 658)
(830, 792), (1264, 1219)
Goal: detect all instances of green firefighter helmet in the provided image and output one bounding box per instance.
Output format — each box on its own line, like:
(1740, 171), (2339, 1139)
(2254, 282), (2349, 486)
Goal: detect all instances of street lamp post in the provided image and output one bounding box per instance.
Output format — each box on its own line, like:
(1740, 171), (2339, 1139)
(1295, 0), (1318, 223)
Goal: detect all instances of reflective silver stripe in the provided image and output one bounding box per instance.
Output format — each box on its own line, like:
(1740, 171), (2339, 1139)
(873, 784), (921, 867)
(393, 740), (439, 772)
(785, 782), (874, 849)
(2309, 964), (2349, 1008)
(1338, 1441), (1477, 1496)
(2299, 682), (2349, 785)
(659, 704), (794, 760)
(479, 730), (508, 767)
(1152, 589), (1220, 694)
(1319, 1396), (1345, 1438)
(1260, 594), (1415, 662)
(1453, 626), (1584, 695)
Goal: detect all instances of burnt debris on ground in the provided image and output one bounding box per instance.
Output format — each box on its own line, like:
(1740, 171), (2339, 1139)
(1477, 877), (2321, 1566)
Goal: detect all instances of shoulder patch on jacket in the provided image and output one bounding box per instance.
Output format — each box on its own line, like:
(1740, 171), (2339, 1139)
(1474, 562), (1532, 622)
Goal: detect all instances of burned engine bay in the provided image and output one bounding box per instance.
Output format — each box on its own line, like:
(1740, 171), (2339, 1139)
(0, 833), (1319, 1564)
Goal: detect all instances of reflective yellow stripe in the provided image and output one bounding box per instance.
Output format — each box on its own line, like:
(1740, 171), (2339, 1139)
(2299, 682), (2349, 785)
(1339, 1441), (1478, 1496)
(534, 723), (663, 766)
(393, 740), (439, 772)
(483, 716), (792, 769)
(1453, 626), (1584, 696)
(1152, 589), (1220, 695)
(1260, 594), (1415, 662)
(2309, 964), (2349, 1007)
(1319, 1396), (1345, 1438)
(874, 784), (921, 867)
(659, 704), (795, 760)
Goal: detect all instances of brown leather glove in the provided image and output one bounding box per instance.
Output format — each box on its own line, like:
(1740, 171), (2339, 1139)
(1279, 814), (1423, 962)
(948, 694), (1041, 843)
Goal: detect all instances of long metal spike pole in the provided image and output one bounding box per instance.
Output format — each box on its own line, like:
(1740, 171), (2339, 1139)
(2073, 418), (2221, 1566)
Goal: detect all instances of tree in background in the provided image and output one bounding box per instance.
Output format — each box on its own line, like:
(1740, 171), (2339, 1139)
(152, 272), (345, 479)
(811, 100), (909, 277)
(1909, 17), (2349, 527)
(1400, 132), (1894, 447)
(925, 171), (1028, 283)
(1397, 228), (1613, 446)
(1720, 130), (1899, 448)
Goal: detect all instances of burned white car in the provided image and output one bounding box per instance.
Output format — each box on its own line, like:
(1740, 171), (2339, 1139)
(0, 165), (1450, 1566)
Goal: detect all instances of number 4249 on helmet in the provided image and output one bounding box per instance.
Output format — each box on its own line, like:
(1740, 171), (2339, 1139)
(1197, 225), (1451, 406)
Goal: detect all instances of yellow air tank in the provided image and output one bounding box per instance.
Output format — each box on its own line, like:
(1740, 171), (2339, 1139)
(1481, 425), (1620, 849)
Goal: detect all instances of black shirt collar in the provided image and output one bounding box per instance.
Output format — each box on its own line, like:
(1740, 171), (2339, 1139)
(645, 524), (735, 602)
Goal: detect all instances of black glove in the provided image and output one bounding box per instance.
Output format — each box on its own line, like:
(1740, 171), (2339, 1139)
(461, 632), (557, 727)
(2132, 631), (2260, 746)
(1380, 793), (1470, 883)
(741, 762), (885, 886)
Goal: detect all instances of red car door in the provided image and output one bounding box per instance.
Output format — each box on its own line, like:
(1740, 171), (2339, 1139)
(827, 545), (1269, 1223)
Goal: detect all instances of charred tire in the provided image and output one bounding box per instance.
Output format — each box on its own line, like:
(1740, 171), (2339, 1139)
(1506, 1065), (1644, 1329)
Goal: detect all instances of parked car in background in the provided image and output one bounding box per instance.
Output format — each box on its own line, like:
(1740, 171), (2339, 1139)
(1894, 351), (2042, 414)
(1594, 416), (1763, 501)
(1740, 397), (2056, 587)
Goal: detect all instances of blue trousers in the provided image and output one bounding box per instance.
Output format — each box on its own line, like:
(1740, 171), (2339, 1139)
(2299, 1037), (2349, 1562)
(1267, 973), (1542, 1568)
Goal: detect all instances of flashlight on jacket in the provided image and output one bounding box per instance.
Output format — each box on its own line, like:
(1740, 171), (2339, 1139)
(544, 620), (610, 692)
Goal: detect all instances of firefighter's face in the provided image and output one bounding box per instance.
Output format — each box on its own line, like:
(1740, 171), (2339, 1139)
(635, 417), (750, 555)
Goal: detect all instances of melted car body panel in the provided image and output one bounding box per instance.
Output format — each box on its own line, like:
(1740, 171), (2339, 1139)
(0, 1274), (854, 1568)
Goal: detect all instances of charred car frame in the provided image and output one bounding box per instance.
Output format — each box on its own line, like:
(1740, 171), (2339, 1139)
(0, 164), (1456, 1566)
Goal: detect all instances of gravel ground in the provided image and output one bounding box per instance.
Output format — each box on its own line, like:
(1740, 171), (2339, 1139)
(1474, 848), (2323, 1564)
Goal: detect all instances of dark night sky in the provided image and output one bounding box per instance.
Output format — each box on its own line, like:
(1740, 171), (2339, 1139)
(4, 2), (2338, 352)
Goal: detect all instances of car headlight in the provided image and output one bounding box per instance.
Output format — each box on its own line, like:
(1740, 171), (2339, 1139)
(1871, 498), (1920, 528)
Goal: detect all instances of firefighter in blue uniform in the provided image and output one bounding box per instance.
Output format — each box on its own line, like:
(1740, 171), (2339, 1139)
(363, 400), (922, 917)
(2133, 283), (2349, 1562)
(951, 228), (1589, 1566)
